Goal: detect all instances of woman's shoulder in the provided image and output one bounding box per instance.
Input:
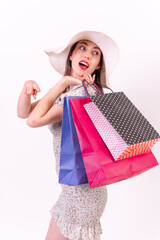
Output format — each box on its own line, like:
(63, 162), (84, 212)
(69, 84), (85, 95)
(68, 84), (96, 96)
(60, 84), (85, 98)
(54, 83), (96, 107)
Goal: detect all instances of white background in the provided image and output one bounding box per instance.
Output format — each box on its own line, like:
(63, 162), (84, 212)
(0, 0), (160, 239)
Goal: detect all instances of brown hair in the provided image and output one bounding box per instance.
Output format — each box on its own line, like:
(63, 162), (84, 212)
(64, 41), (104, 93)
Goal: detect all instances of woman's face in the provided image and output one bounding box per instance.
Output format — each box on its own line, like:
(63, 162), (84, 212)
(69, 40), (101, 78)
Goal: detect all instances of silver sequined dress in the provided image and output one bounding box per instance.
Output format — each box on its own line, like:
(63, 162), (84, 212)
(48, 85), (108, 240)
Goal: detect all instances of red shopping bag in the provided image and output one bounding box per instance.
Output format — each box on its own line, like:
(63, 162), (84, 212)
(70, 97), (159, 187)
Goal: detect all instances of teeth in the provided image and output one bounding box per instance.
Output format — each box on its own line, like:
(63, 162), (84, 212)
(80, 61), (89, 67)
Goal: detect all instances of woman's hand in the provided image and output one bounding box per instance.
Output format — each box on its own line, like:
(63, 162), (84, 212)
(17, 80), (41, 118)
(82, 73), (95, 85)
(60, 76), (83, 88)
(23, 80), (41, 100)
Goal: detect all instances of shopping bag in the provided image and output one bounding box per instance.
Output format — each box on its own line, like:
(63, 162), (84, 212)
(70, 97), (159, 187)
(59, 96), (88, 186)
(83, 80), (160, 160)
(84, 101), (128, 160)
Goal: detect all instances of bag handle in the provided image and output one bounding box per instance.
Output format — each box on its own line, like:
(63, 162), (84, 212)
(82, 80), (113, 97)
(83, 80), (101, 97)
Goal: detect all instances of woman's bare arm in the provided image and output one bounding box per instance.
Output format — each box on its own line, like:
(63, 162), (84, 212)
(26, 76), (83, 128)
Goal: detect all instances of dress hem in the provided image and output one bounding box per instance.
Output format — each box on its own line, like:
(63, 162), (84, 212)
(50, 209), (102, 240)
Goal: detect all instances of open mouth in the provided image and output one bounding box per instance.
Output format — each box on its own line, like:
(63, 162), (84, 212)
(79, 60), (89, 70)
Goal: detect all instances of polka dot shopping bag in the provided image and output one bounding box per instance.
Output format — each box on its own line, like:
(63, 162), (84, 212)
(83, 80), (160, 161)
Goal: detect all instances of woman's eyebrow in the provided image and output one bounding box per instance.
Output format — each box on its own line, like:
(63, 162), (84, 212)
(79, 41), (88, 46)
(93, 46), (101, 50)
(79, 41), (101, 51)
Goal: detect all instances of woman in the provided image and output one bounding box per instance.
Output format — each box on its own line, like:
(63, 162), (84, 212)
(17, 31), (119, 240)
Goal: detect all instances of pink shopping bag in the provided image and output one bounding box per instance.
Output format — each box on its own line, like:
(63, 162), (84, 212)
(84, 101), (128, 160)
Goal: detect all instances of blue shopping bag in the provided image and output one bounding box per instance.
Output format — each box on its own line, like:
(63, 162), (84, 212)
(59, 96), (88, 185)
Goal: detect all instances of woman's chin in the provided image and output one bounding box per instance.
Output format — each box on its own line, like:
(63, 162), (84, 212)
(71, 71), (83, 78)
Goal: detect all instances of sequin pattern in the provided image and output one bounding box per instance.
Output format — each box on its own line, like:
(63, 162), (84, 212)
(49, 85), (108, 240)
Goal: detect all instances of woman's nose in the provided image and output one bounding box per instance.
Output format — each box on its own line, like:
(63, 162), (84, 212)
(84, 51), (91, 59)
(84, 55), (90, 60)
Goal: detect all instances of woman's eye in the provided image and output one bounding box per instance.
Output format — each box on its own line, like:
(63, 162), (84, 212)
(93, 51), (99, 55)
(80, 46), (85, 50)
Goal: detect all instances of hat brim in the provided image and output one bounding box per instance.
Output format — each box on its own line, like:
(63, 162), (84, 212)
(45, 31), (119, 87)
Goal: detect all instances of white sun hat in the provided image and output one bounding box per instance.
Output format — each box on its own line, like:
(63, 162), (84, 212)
(44, 31), (119, 87)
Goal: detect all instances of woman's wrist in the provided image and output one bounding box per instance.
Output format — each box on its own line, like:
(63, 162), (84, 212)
(49, 76), (69, 94)
(17, 90), (31, 118)
(58, 76), (69, 89)
(21, 88), (31, 100)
